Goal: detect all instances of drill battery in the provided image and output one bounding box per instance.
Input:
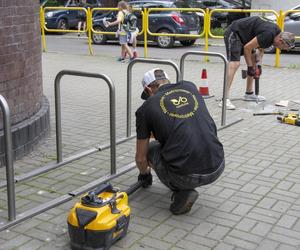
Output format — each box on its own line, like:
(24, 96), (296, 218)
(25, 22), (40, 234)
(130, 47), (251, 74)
(67, 183), (130, 250)
(277, 113), (300, 126)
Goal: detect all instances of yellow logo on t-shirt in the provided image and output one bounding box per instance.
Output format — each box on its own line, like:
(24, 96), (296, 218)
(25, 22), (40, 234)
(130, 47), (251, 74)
(160, 89), (198, 119)
(170, 96), (188, 107)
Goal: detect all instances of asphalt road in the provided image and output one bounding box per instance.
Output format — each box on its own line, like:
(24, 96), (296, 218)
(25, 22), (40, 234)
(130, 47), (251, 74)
(44, 34), (300, 68)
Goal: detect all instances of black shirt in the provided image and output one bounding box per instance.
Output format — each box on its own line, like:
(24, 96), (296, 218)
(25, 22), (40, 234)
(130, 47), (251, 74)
(231, 16), (281, 48)
(135, 81), (224, 175)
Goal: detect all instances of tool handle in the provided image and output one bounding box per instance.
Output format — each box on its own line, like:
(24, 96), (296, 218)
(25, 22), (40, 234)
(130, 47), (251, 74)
(126, 180), (145, 196)
(253, 112), (281, 116)
(255, 78), (259, 96)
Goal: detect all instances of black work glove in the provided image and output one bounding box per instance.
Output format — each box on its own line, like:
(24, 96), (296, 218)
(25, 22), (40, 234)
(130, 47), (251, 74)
(247, 66), (255, 77)
(138, 172), (152, 188)
(257, 65), (262, 75)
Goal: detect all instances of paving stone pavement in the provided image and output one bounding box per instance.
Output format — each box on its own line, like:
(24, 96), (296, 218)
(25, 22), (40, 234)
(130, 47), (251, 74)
(0, 51), (300, 250)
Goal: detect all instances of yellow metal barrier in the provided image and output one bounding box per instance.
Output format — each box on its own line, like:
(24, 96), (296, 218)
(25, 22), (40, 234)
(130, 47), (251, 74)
(147, 7), (205, 37)
(43, 7), (88, 33)
(40, 7), (47, 52)
(87, 8), (93, 55)
(144, 7), (205, 58)
(209, 9), (279, 38)
(204, 8), (210, 61)
(143, 9), (149, 57)
(41, 6), (90, 54)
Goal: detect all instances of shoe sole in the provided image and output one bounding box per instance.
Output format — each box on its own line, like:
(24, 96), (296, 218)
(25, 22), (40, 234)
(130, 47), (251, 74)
(243, 97), (266, 102)
(218, 105), (236, 110)
(171, 191), (199, 215)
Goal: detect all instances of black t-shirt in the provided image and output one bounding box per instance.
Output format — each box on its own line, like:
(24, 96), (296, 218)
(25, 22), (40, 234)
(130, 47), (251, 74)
(231, 16), (281, 48)
(135, 81), (224, 175)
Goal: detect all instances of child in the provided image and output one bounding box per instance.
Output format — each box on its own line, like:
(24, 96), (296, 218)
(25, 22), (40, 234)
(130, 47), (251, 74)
(107, 1), (134, 62)
(126, 5), (138, 58)
(77, 0), (87, 37)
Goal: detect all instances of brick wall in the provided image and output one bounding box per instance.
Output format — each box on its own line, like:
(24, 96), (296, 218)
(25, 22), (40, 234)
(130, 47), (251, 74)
(0, 0), (43, 129)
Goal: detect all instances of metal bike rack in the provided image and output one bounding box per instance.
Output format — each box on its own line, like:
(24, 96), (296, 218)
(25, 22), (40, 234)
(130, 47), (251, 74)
(0, 70), (139, 232)
(0, 95), (16, 221)
(54, 70), (117, 174)
(0, 161), (137, 232)
(0, 70), (134, 190)
(180, 51), (243, 128)
(126, 58), (181, 137)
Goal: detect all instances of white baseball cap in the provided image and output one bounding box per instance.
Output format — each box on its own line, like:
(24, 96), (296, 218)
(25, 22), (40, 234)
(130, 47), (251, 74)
(141, 68), (169, 99)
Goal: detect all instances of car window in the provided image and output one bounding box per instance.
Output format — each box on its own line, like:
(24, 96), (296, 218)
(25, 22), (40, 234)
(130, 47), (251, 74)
(202, 1), (217, 7)
(43, 0), (67, 7)
(87, 0), (101, 6)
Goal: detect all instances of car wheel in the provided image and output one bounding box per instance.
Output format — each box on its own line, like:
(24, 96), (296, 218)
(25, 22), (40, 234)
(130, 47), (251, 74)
(91, 26), (108, 45)
(264, 45), (276, 54)
(180, 40), (196, 47)
(156, 29), (174, 48)
(57, 19), (68, 30)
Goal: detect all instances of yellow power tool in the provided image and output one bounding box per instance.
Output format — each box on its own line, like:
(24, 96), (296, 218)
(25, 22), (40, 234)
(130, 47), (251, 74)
(277, 113), (300, 126)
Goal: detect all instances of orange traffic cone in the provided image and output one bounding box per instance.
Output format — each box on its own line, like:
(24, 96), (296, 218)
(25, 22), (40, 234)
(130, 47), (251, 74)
(199, 69), (209, 96)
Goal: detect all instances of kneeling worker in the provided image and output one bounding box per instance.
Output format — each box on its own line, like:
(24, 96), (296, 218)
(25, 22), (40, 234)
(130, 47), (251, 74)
(135, 69), (225, 215)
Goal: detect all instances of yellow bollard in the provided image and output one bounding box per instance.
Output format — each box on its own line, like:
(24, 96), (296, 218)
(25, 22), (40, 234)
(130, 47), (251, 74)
(40, 7), (47, 52)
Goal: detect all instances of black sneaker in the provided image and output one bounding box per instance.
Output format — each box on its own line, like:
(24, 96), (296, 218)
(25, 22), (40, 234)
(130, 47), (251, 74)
(170, 189), (199, 215)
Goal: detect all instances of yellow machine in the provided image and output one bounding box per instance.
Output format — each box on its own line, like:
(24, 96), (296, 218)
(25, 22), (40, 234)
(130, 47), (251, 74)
(277, 113), (300, 126)
(67, 183), (130, 250)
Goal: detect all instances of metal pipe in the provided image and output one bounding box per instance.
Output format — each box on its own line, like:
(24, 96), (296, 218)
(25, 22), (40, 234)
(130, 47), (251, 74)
(69, 161), (136, 196)
(0, 95), (16, 221)
(0, 134), (137, 189)
(54, 73), (63, 163)
(126, 58), (181, 137)
(179, 51), (228, 126)
(54, 70), (116, 174)
(0, 161), (137, 232)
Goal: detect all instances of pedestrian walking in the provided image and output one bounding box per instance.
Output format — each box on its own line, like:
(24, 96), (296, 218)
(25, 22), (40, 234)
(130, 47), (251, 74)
(106, 1), (134, 62)
(77, 0), (88, 37)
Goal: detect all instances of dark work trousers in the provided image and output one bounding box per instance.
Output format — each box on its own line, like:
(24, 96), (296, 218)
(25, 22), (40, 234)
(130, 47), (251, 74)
(147, 141), (225, 191)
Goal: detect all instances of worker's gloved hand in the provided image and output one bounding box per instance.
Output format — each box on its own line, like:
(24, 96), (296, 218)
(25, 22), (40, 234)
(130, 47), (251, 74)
(138, 172), (152, 188)
(257, 65), (262, 75)
(247, 66), (255, 77)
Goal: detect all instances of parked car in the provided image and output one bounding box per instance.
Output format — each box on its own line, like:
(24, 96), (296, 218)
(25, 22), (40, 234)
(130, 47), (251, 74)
(43, 0), (102, 30)
(264, 5), (300, 53)
(91, 0), (201, 48)
(195, 0), (250, 28)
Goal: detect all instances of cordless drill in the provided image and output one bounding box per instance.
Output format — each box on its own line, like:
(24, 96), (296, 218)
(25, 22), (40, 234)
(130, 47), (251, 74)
(277, 113), (300, 126)
(242, 50), (262, 103)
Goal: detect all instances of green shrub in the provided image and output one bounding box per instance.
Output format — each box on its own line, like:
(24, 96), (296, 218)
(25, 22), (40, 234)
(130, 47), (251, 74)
(211, 27), (225, 36)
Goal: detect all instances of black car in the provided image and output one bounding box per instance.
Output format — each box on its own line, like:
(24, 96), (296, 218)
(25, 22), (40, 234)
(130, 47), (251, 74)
(91, 0), (201, 48)
(43, 0), (102, 30)
(195, 0), (250, 28)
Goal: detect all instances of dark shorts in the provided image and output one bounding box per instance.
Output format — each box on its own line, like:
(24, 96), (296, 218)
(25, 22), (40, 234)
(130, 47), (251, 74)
(78, 12), (86, 22)
(147, 141), (225, 191)
(224, 26), (243, 62)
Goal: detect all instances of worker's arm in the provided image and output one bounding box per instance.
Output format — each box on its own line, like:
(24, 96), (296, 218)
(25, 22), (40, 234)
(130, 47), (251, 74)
(135, 138), (150, 174)
(244, 37), (259, 67)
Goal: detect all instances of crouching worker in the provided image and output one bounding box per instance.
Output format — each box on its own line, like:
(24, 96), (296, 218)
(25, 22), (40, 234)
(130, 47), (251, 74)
(135, 69), (225, 215)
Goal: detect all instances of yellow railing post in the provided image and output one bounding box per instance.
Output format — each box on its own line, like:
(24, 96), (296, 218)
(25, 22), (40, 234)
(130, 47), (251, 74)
(275, 10), (284, 67)
(87, 7), (93, 56)
(143, 8), (148, 58)
(40, 6), (47, 52)
(204, 8), (210, 62)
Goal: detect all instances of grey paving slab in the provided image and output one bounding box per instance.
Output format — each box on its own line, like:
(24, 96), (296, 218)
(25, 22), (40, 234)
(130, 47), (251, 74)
(0, 51), (299, 250)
